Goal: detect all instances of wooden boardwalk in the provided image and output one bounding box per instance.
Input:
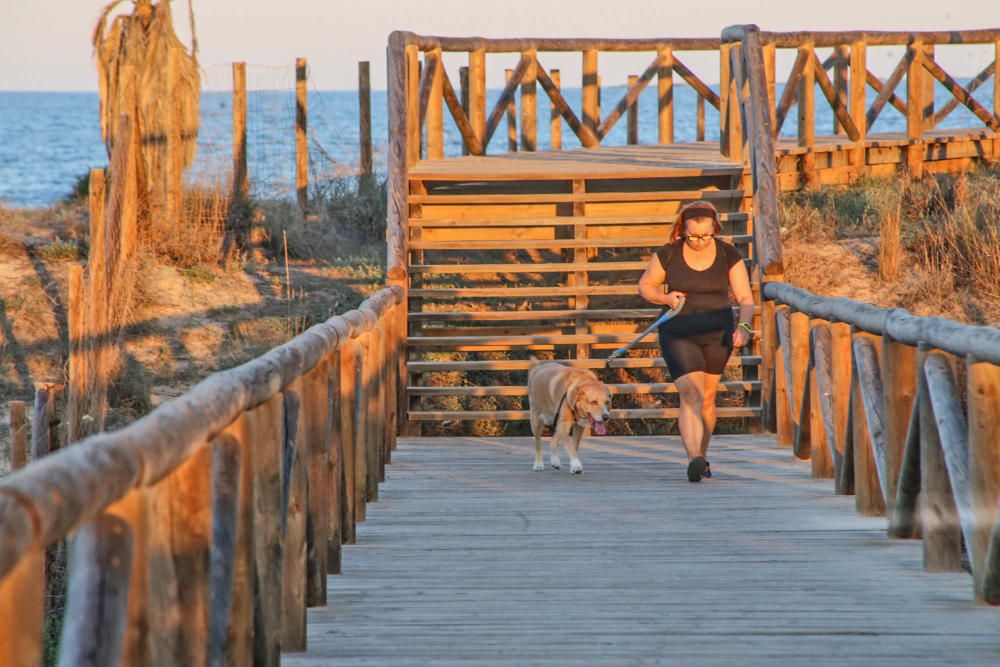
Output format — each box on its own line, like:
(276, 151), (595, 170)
(286, 436), (1000, 666)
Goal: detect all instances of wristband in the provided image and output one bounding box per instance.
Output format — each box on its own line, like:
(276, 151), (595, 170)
(738, 322), (753, 334)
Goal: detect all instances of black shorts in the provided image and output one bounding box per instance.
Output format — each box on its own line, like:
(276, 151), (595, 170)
(657, 328), (733, 379)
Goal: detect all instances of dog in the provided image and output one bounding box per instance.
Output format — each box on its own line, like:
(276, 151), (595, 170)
(527, 360), (611, 474)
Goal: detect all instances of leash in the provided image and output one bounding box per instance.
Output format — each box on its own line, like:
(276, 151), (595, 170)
(605, 295), (686, 367)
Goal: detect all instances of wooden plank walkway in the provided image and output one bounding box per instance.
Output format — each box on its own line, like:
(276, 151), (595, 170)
(286, 436), (1000, 665)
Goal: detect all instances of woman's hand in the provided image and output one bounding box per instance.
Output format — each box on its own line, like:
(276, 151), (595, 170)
(664, 291), (686, 309)
(732, 326), (751, 348)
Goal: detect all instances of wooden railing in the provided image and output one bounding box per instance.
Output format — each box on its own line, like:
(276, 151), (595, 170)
(762, 282), (1000, 605)
(388, 29), (1000, 167)
(726, 24), (1000, 605)
(0, 286), (405, 666)
(390, 32), (723, 160)
(738, 28), (1000, 185)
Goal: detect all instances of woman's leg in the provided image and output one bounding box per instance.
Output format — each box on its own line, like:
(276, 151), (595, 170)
(700, 373), (723, 457)
(674, 371), (706, 460)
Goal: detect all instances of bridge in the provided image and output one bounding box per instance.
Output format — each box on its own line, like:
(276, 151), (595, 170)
(2, 25), (1000, 666)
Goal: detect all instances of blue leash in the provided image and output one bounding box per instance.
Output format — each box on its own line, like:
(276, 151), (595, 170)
(605, 296), (686, 367)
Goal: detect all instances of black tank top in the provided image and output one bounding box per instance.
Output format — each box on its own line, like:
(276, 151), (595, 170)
(654, 238), (742, 337)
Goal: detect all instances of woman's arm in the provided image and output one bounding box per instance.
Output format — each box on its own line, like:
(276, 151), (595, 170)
(729, 258), (755, 346)
(638, 254), (684, 308)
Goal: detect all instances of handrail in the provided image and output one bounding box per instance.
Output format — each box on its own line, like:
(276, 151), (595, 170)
(760, 29), (1000, 47)
(763, 282), (1000, 364)
(763, 282), (1000, 605)
(0, 285), (405, 664)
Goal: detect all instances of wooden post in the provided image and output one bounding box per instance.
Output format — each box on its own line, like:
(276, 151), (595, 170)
(906, 41), (925, 178)
(658, 47), (673, 144)
(207, 432), (243, 667)
(550, 69), (562, 150)
(833, 46), (849, 135)
(325, 353), (344, 573)
(727, 45), (744, 164)
(720, 42), (731, 156)
(697, 94), (705, 141)
(790, 311), (812, 457)
(67, 265), (86, 444)
(296, 58), (309, 212)
(9, 401), (27, 469)
(759, 297), (778, 436)
(459, 65), (469, 156)
(0, 544), (44, 667)
(303, 360), (330, 605)
(850, 41), (868, 170)
(164, 444), (214, 664)
(968, 356), (1000, 601)
(339, 338), (358, 542)
(774, 307), (793, 446)
(831, 322), (854, 492)
(427, 48), (444, 159)
(520, 50), (537, 151)
(353, 337), (369, 523)
(31, 385), (52, 460)
(882, 335), (917, 514)
(798, 43), (817, 188)
(248, 394), (284, 665)
(504, 68), (517, 152)
(627, 74), (639, 144)
(995, 40), (1000, 161)
(281, 385), (308, 651)
(922, 44), (936, 129)
(809, 321), (835, 479)
(232, 62), (248, 206)
(469, 49), (486, 154)
(582, 50), (599, 142)
(358, 60), (373, 188)
(58, 513), (133, 667)
(853, 331), (887, 516)
(918, 346), (962, 571)
(220, 416), (255, 665)
(763, 41), (776, 131)
(405, 45), (421, 165)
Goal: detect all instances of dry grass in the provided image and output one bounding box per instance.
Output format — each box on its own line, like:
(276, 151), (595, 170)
(779, 167), (1000, 325)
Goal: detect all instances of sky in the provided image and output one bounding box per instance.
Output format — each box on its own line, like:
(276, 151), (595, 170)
(1, 0), (998, 91)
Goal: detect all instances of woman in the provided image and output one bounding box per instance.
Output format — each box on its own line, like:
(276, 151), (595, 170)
(637, 200), (755, 482)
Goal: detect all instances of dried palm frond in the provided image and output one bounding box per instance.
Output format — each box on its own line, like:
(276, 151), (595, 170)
(94, 0), (200, 213)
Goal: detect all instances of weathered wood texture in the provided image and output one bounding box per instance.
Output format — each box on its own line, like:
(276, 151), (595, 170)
(0, 287), (404, 662)
(285, 436), (1000, 665)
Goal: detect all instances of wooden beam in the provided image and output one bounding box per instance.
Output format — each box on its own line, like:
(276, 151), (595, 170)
(966, 356), (1000, 602)
(484, 55), (531, 147)
(658, 47), (673, 143)
(520, 50), (537, 151)
(866, 57), (909, 128)
(535, 61), (599, 147)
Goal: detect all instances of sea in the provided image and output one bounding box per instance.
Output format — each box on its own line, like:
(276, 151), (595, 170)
(0, 81), (994, 208)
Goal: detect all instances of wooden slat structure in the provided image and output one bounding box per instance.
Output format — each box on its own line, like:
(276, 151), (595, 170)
(387, 28), (1000, 432)
(285, 436), (1000, 664)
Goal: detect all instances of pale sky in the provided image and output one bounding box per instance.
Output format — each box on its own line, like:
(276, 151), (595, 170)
(1, 0), (998, 91)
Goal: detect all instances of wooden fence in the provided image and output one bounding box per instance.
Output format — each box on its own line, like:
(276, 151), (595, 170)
(763, 281), (1000, 605)
(0, 286), (404, 666)
(725, 24), (1000, 605)
(389, 30), (1000, 182)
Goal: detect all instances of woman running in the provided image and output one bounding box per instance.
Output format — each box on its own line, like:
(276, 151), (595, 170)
(637, 200), (755, 482)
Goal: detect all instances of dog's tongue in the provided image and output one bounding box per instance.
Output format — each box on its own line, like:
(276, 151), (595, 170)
(593, 419), (607, 436)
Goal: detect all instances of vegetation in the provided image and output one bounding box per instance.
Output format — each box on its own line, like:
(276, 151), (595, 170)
(778, 167), (1000, 325)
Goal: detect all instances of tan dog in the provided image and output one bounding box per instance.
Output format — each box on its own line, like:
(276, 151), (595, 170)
(527, 361), (611, 474)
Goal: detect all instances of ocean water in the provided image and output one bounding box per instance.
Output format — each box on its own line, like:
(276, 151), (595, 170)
(0, 81), (993, 208)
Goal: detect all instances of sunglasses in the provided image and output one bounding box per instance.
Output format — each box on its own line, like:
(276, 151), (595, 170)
(683, 233), (715, 242)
